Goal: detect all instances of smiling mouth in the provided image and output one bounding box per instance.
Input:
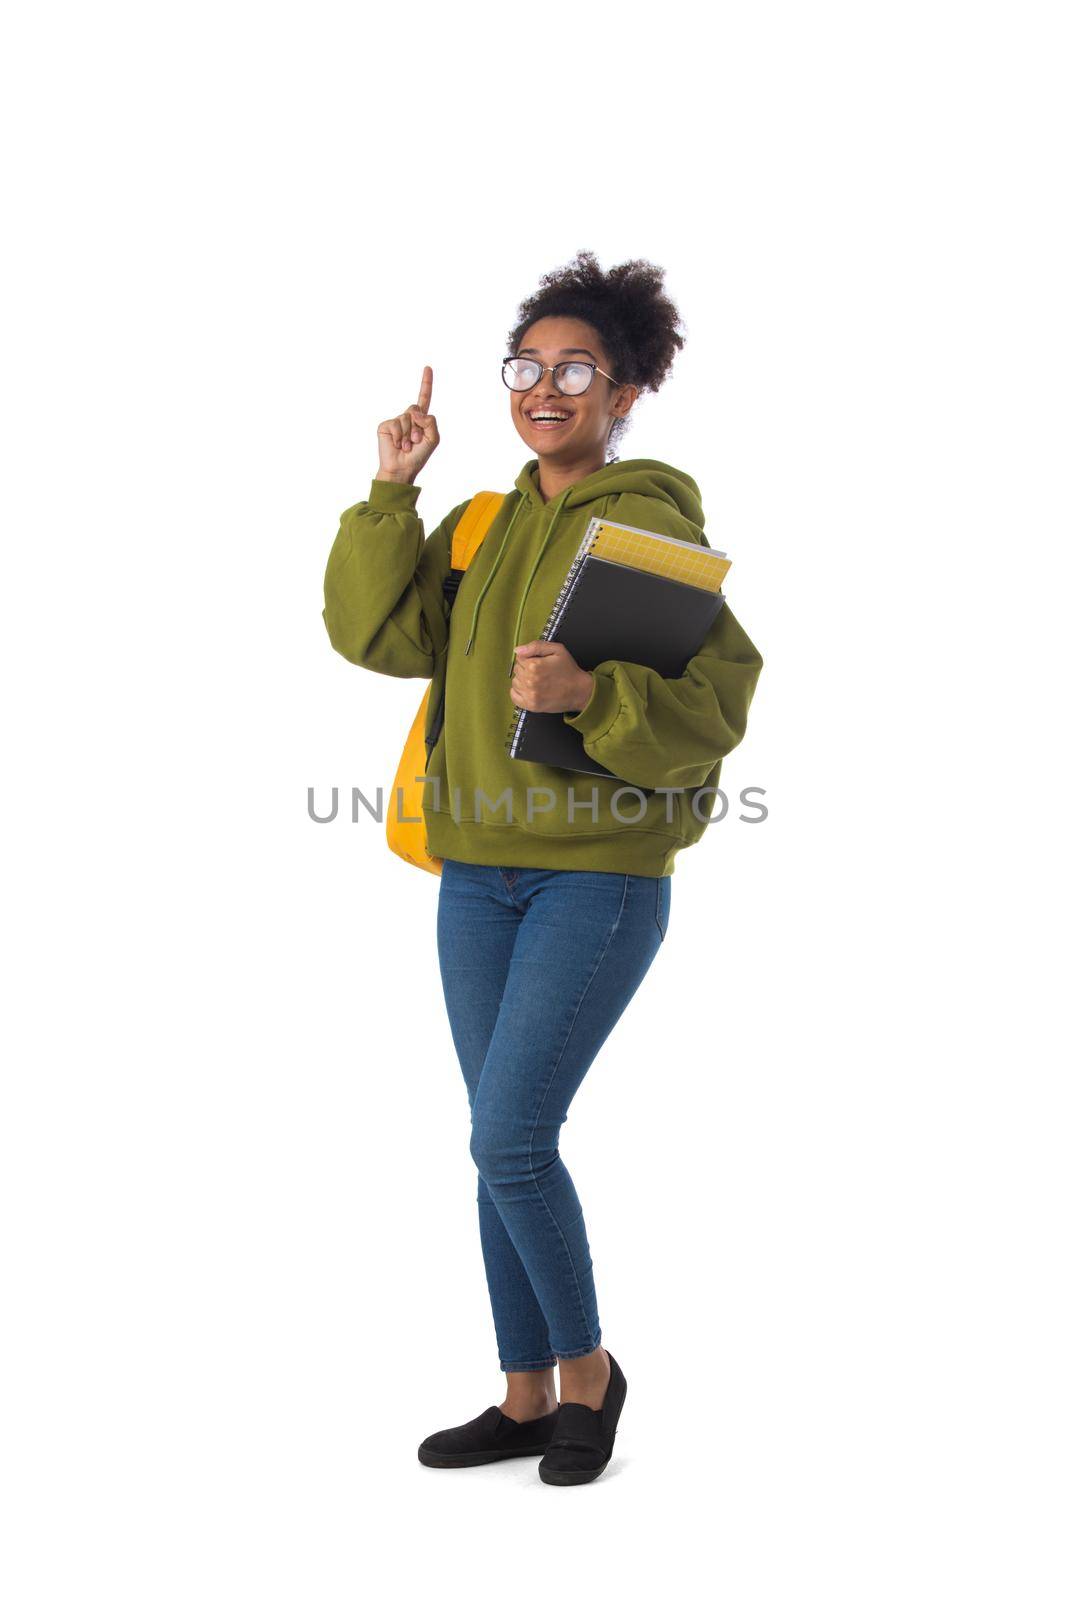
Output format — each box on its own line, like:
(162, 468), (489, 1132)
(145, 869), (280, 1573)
(525, 410), (574, 430)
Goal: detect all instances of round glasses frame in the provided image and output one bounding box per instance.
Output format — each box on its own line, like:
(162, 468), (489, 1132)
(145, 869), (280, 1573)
(501, 356), (622, 397)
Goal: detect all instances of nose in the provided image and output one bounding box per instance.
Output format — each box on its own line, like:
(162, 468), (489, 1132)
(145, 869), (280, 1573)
(526, 370), (570, 407)
(526, 378), (555, 407)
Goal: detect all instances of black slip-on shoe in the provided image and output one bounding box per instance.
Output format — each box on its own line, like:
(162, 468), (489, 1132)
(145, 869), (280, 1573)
(538, 1350), (627, 1486)
(418, 1404), (559, 1468)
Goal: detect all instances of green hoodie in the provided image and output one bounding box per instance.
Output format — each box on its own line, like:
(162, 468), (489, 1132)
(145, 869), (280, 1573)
(323, 457), (763, 877)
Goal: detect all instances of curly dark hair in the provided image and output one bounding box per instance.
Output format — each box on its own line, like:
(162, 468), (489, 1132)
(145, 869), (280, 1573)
(506, 249), (686, 457)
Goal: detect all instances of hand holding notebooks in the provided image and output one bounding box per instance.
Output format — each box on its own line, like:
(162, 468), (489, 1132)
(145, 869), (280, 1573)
(506, 517), (731, 781)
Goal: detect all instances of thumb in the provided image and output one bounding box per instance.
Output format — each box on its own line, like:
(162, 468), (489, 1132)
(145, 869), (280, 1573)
(410, 407), (438, 440)
(513, 640), (557, 658)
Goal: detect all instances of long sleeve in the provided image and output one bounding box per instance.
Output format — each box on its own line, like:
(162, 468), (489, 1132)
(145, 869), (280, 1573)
(322, 478), (472, 679)
(558, 487), (763, 790)
(562, 598), (763, 790)
(561, 598), (763, 790)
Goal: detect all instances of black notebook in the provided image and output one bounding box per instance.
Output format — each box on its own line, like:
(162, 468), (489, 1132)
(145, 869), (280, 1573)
(505, 535), (727, 781)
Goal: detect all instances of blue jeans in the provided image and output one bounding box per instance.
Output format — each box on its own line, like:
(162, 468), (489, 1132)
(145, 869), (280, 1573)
(436, 861), (671, 1371)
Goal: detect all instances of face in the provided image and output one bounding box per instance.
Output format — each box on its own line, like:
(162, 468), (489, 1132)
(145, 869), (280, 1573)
(506, 316), (638, 464)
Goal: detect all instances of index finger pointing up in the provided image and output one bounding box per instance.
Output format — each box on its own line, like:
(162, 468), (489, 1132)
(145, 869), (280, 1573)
(417, 365), (433, 413)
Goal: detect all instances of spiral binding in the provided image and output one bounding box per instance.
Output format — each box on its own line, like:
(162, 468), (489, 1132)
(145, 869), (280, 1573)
(504, 520), (604, 755)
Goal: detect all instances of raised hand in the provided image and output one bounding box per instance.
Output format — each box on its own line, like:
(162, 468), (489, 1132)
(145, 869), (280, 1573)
(376, 366), (440, 484)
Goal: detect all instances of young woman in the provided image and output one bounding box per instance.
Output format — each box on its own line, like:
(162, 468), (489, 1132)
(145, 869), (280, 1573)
(323, 252), (763, 1485)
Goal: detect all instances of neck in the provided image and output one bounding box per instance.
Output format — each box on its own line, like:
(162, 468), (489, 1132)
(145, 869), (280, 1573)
(536, 451), (607, 504)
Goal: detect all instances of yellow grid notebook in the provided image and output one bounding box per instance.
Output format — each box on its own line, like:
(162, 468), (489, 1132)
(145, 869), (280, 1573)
(584, 518), (731, 593)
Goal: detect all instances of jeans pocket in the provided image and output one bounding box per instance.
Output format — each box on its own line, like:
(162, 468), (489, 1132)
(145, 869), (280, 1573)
(655, 876), (670, 941)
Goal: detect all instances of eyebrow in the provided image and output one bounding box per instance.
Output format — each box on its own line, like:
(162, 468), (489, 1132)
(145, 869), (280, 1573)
(517, 347), (597, 359)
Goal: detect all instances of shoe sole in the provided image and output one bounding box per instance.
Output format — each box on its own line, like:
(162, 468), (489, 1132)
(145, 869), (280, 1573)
(418, 1442), (550, 1468)
(538, 1458), (610, 1485)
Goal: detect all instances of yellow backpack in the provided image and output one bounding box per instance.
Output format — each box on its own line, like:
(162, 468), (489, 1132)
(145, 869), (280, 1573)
(386, 490), (505, 875)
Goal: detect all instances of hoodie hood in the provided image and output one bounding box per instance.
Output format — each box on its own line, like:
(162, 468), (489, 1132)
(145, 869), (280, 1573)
(515, 456), (705, 527)
(464, 457), (707, 657)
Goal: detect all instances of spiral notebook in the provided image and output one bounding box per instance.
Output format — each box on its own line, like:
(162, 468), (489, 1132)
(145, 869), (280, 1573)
(505, 517), (731, 779)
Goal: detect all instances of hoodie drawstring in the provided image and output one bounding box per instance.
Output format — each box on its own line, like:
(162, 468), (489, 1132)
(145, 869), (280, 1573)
(509, 486), (572, 676)
(464, 485), (574, 665)
(463, 495), (524, 656)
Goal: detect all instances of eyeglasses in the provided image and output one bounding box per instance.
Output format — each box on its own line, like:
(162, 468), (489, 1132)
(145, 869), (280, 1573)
(501, 355), (621, 397)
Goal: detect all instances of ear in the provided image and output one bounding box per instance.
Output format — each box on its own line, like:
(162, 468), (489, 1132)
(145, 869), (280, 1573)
(612, 383), (640, 419)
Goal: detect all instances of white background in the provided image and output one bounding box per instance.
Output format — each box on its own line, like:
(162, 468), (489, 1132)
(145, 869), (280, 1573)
(3, 3), (1064, 1596)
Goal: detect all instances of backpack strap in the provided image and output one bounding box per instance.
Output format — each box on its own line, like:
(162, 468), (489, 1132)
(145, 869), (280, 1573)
(442, 491), (506, 607)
